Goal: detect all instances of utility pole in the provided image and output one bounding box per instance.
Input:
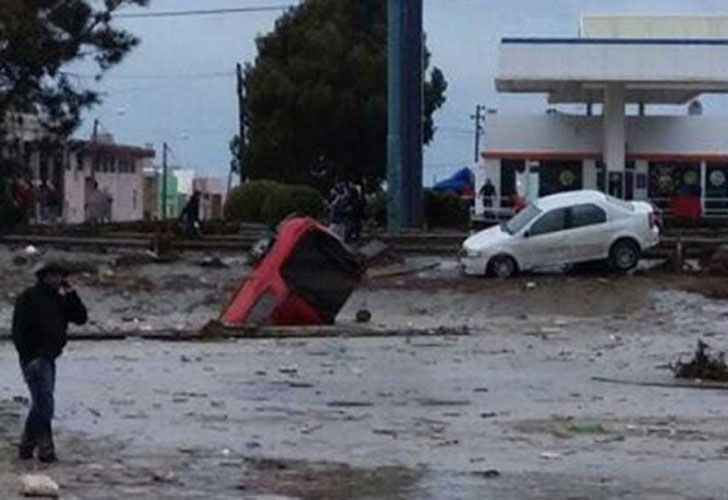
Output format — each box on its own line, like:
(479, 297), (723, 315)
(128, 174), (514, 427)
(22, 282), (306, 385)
(236, 63), (246, 183)
(91, 118), (100, 180)
(471, 104), (485, 163)
(387, 0), (423, 232)
(161, 142), (168, 220)
(387, 0), (403, 233)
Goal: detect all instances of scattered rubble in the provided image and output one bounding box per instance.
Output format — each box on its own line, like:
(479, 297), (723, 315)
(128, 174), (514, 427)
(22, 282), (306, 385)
(355, 309), (372, 323)
(673, 340), (728, 381)
(198, 255), (227, 268)
(19, 474), (60, 498)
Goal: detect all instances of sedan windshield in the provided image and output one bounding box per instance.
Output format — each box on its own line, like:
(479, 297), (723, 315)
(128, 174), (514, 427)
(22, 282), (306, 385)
(504, 204), (542, 235)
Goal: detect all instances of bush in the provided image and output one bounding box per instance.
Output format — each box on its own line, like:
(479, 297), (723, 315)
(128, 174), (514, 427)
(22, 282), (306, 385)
(224, 180), (281, 222)
(424, 189), (470, 227)
(260, 184), (325, 227)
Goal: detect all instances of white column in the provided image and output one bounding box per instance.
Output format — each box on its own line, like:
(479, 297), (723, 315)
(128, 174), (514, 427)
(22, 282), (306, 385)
(635, 160), (649, 200)
(485, 158), (501, 210)
(583, 159), (597, 190)
(603, 83), (626, 173)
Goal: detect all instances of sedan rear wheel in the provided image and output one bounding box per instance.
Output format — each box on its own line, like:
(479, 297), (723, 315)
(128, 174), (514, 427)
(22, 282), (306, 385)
(489, 255), (517, 278)
(610, 239), (640, 273)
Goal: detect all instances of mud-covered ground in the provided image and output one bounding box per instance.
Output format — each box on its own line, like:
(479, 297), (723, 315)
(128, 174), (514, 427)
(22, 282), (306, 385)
(2, 246), (728, 498)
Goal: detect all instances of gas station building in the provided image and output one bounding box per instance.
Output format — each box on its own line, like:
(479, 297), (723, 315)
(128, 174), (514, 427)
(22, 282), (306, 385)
(476, 16), (728, 219)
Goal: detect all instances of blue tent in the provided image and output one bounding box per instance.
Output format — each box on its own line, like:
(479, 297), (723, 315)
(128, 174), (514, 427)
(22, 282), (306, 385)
(433, 167), (474, 194)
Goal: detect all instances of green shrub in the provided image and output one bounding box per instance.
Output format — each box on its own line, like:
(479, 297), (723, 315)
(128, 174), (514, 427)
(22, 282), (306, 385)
(260, 184), (325, 227)
(224, 180), (281, 222)
(424, 189), (470, 227)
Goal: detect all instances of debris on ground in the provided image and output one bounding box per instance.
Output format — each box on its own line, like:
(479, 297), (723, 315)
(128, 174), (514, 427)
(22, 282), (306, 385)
(198, 255), (227, 268)
(473, 469), (501, 479)
(113, 251), (176, 267)
(19, 474), (60, 497)
(672, 340), (728, 381)
(357, 239), (403, 267)
(367, 262), (440, 280)
(23, 245), (39, 256)
(355, 309), (372, 323)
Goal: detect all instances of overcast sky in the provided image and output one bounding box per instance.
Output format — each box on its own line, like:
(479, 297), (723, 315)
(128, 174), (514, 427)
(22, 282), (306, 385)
(77, 0), (728, 183)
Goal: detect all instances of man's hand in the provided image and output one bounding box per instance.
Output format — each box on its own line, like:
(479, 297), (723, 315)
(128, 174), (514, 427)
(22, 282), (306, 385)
(60, 280), (73, 294)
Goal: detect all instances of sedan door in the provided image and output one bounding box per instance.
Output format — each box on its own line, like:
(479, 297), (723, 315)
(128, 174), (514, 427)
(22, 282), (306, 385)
(519, 207), (571, 269)
(566, 203), (611, 262)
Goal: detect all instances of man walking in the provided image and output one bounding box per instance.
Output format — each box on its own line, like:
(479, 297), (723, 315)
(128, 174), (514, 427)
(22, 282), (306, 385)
(12, 262), (88, 462)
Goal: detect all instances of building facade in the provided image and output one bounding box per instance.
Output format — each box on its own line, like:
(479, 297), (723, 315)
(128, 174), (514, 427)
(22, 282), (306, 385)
(193, 177), (226, 220)
(476, 16), (728, 220)
(1, 115), (155, 223)
(64, 134), (155, 223)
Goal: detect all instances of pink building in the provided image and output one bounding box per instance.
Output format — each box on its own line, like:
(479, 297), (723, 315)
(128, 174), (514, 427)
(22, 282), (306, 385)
(3, 114), (155, 223)
(63, 134), (155, 223)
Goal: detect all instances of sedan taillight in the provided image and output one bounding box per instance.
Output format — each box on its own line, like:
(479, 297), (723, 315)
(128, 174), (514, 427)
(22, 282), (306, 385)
(649, 211), (659, 230)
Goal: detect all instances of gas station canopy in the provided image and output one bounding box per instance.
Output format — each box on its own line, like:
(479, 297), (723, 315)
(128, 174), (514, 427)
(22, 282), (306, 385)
(495, 37), (728, 104)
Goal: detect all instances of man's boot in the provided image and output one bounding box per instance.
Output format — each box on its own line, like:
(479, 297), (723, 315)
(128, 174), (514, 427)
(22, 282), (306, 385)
(18, 423), (37, 460)
(37, 429), (57, 463)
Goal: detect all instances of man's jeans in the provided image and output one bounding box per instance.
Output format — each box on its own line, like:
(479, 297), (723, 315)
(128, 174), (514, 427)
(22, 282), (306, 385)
(20, 358), (56, 455)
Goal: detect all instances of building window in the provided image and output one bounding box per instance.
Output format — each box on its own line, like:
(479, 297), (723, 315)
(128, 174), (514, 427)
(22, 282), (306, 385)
(648, 162), (701, 199)
(133, 190), (137, 210)
(539, 160), (582, 197)
(706, 162), (728, 212)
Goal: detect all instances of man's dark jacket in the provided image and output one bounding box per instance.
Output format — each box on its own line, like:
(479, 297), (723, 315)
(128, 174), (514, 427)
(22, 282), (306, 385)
(12, 283), (88, 363)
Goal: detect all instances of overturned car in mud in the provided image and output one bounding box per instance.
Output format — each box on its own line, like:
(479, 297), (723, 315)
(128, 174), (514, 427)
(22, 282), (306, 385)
(220, 217), (364, 327)
(460, 190), (661, 278)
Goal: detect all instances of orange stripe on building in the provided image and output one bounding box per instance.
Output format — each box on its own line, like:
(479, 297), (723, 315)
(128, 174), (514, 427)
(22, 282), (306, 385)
(482, 151), (728, 162)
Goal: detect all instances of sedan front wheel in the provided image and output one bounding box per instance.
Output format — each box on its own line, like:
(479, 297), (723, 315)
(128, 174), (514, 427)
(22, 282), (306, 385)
(489, 255), (517, 278)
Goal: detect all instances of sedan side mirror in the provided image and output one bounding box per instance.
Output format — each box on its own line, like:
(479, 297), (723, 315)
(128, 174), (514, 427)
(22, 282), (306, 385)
(523, 231), (530, 239)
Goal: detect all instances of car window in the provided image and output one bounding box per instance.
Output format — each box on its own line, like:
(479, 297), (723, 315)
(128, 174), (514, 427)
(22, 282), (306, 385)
(529, 207), (568, 236)
(504, 204), (541, 235)
(569, 203), (607, 229)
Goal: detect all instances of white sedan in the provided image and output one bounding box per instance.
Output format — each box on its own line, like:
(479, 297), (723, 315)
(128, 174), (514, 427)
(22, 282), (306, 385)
(460, 190), (661, 277)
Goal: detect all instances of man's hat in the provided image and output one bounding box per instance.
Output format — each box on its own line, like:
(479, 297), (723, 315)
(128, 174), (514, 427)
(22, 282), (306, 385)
(32, 261), (69, 278)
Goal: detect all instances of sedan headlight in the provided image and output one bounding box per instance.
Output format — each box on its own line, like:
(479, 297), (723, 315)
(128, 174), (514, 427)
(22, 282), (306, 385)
(463, 248), (483, 259)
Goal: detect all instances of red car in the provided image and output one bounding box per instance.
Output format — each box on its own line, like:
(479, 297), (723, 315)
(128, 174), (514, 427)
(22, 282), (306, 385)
(220, 217), (363, 327)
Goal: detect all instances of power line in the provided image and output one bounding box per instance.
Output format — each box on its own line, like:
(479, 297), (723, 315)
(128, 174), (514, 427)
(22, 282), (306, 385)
(62, 70), (235, 80)
(115, 5), (293, 19)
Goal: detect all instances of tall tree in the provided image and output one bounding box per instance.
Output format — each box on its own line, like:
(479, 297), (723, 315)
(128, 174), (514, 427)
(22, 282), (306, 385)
(239, 0), (447, 189)
(0, 0), (148, 137)
(0, 0), (148, 227)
